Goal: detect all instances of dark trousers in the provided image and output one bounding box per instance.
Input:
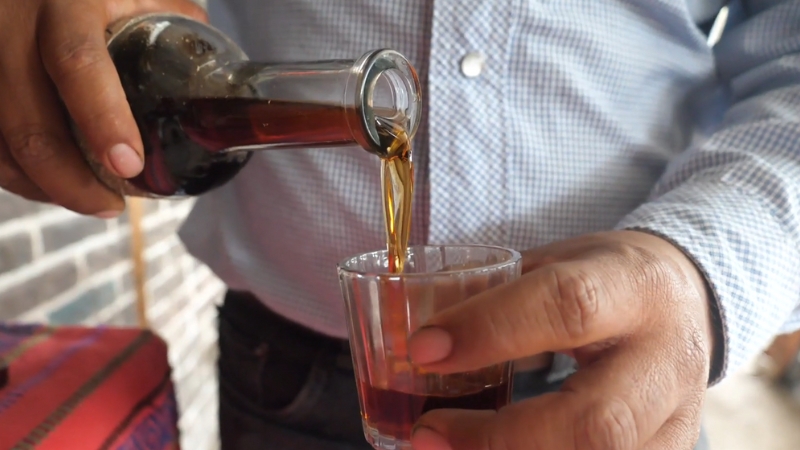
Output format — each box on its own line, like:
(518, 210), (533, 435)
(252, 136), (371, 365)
(217, 291), (709, 449)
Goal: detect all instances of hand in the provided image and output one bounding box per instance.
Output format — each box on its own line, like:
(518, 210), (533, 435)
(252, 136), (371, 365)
(407, 231), (716, 450)
(0, 0), (206, 216)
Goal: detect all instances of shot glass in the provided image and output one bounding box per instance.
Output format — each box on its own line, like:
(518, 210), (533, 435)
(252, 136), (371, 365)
(338, 245), (522, 450)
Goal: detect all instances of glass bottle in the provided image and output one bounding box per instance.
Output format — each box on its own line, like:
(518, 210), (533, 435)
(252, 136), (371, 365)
(79, 13), (422, 198)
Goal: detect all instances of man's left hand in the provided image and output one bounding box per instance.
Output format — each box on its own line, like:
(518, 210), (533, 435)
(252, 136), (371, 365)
(407, 231), (716, 450)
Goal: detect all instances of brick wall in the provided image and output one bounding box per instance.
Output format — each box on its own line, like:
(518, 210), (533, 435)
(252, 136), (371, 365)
(0, 192), (224, 450)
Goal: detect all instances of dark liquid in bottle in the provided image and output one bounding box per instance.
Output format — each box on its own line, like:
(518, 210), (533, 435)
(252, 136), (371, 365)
(109, 26), (252, 197)
(109, 23), (359, 197)
(115, 97), (354, 197)
(358, 380), (510, 442)
(172, 98), (355, 152)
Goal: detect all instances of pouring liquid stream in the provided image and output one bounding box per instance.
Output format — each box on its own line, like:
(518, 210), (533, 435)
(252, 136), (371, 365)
(377, 119), (414, 274)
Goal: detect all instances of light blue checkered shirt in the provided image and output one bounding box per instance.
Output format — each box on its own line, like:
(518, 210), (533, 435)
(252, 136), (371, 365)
(178, 0), (800, 382)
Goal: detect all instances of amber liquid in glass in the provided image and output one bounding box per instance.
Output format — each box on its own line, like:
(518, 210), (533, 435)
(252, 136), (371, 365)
(358, 380), (510, 442)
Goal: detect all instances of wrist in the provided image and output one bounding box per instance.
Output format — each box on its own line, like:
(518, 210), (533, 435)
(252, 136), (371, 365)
(620, 229), (721, 382)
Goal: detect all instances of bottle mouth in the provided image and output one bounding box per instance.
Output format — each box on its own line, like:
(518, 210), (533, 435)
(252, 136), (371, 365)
(349, 50), (422, 158)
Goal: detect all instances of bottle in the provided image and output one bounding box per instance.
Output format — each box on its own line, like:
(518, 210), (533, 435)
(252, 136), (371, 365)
(78, 14), (422, 198)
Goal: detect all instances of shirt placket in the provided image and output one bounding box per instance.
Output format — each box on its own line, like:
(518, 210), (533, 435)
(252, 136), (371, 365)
(427, 0), (514, 246)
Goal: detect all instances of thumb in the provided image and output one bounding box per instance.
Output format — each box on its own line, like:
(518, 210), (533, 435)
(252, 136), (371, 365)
(108, 0), (209, 23)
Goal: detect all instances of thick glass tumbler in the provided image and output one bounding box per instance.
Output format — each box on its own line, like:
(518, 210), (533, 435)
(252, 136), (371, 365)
(338, 245), (522, 450)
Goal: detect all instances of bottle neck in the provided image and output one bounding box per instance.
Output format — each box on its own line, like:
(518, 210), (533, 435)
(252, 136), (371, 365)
(187, 60), (363, 153)
(200, 50), (421, 157)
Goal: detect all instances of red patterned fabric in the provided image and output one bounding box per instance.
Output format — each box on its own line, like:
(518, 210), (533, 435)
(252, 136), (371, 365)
(0, 324), (180, 450)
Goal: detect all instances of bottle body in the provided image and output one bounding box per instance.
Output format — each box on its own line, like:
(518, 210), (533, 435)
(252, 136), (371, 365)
(83, 14), (421, 198)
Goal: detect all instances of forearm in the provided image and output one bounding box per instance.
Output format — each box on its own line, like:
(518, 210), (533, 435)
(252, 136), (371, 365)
(614, 0), (800, 383)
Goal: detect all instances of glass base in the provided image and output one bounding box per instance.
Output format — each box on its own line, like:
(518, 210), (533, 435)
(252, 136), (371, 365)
(363, 420), (412, 450)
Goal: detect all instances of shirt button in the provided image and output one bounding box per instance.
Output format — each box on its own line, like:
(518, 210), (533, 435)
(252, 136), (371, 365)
(460, 52), (486, 78)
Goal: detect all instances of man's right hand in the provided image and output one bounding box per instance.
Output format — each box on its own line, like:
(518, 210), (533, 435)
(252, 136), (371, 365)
(0, 0), (207, 217)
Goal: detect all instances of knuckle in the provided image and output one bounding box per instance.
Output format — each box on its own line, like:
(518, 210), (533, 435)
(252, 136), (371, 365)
(484, 308), (517, 349)
(49, 36), (106, 78)
(605, 240), (647, 262)
(610, 240), (673, 293)
(482, 302), (537, 357)
(606, 240), (680, 318)
(548, 268), (601, 340)
(575, 398), (638, 450)
(5, 127), (61, 165)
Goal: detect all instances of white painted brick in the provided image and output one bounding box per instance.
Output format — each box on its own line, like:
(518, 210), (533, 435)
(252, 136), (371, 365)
(179, 380), (219, 442)
(16, 259), (133, 323)
(1, 193), (223, 449)
(85, 292), (137, 326)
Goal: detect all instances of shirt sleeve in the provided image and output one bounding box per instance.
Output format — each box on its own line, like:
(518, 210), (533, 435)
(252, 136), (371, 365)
(616, 0), (800, 384)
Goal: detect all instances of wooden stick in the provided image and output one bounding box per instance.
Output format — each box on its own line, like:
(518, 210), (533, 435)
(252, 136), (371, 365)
(127, 197), (150, 329)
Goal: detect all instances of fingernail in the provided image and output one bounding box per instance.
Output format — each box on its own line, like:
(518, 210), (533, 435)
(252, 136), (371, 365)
(408, 327), (453, 365)
(411, 426), (451, 450)
(94, 210), (121, 219)
(108, 143), (143, 178)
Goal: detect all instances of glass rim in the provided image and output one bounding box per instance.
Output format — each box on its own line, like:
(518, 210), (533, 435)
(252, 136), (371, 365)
(337, 244), (522, 280)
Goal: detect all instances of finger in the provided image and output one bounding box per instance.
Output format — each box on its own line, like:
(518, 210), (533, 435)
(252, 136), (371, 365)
(413, 339), (687, 450)
(408, 256), (644, 373)
(0, 29), (125, 215)
(520, 238), (592, 273)
(0, 135), (50, 203)
(108, 0), (209, 23)
(38, 0), (144, 180)
(39, 0), (209, 180)
(520, 232), (634, 273)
